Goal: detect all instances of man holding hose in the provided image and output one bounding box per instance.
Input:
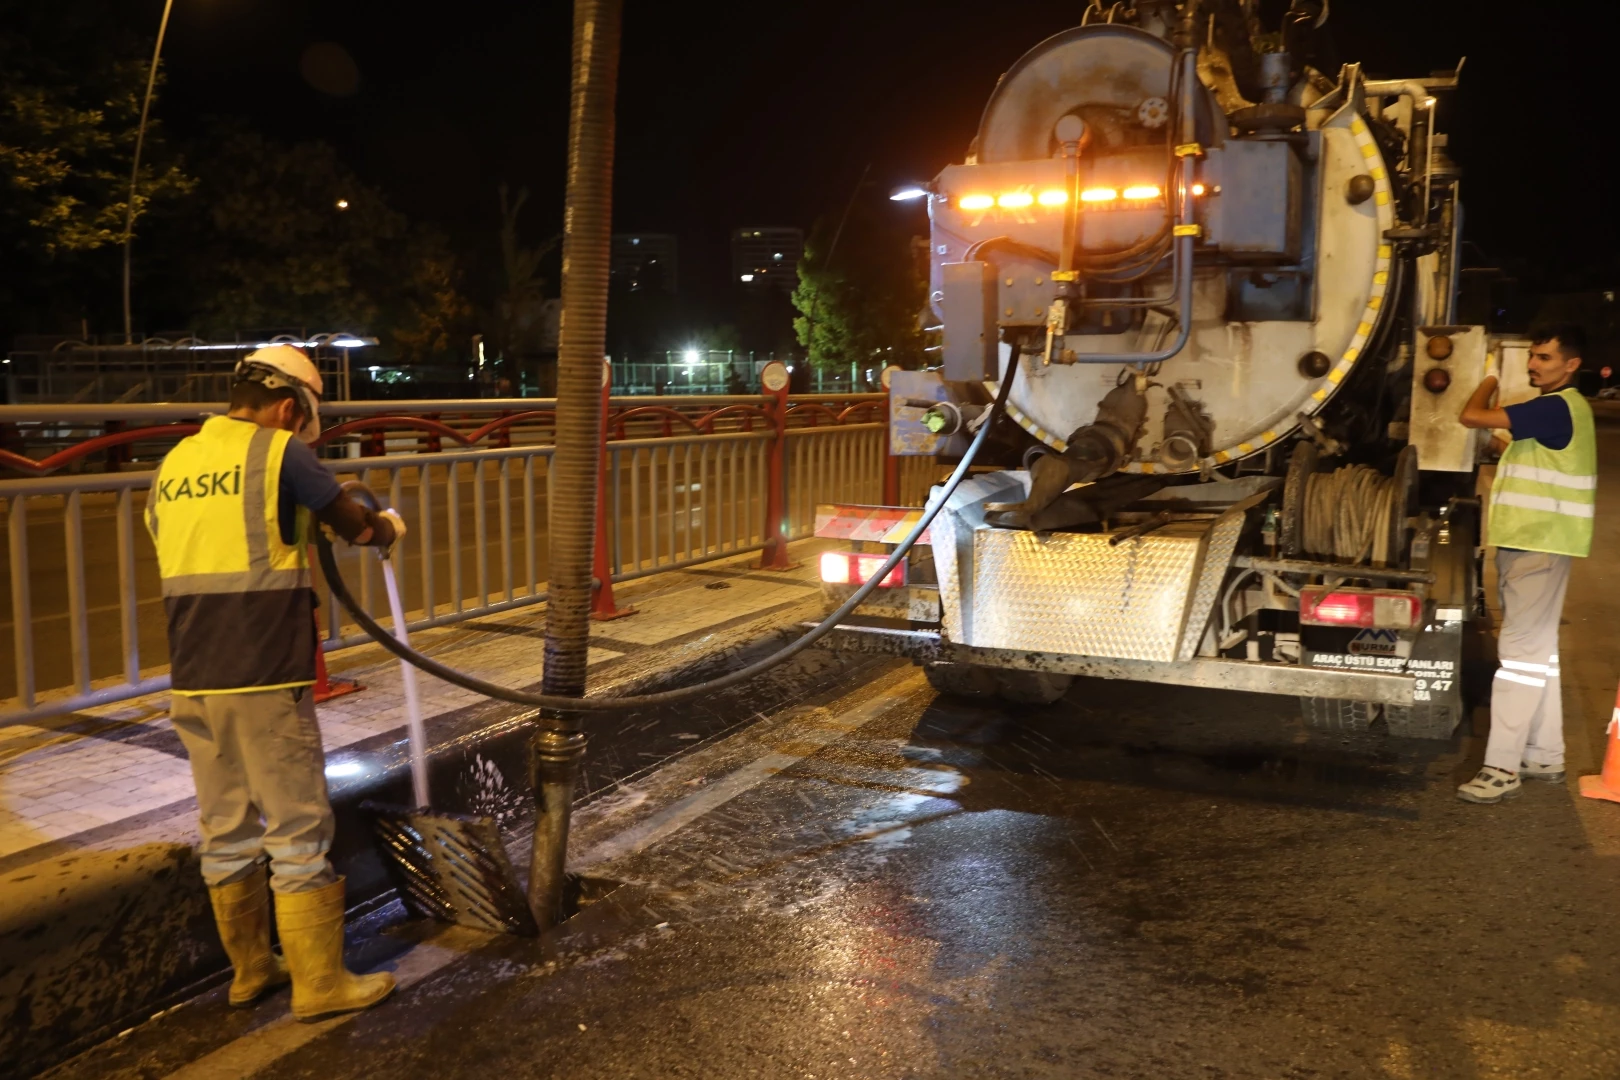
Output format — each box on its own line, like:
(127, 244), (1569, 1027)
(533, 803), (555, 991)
(145, 345), (406, 1020)
(1456, 324), (1594, 805)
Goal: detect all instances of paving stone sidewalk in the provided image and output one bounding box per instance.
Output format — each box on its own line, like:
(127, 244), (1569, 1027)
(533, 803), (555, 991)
(0, 541), (833, 873)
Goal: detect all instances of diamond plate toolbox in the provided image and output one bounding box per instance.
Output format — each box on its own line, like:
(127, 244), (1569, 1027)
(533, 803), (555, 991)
(966, 523), (1214, 661)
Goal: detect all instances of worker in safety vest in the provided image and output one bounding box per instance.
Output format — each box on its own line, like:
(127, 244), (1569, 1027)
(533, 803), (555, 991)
(1455, 323), (1595, 804)
(145, 345), (406, 1020)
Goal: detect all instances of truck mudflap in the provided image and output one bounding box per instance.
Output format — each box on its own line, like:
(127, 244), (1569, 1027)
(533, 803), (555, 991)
(812, 624), (1416, 707)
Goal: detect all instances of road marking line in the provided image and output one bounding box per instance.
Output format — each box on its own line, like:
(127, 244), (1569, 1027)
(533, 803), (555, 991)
(160, 928), (483, 1080)
(580, 670), (923, 868)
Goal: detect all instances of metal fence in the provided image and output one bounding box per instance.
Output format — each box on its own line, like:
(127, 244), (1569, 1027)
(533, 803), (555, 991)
(1, 395), (941, 723)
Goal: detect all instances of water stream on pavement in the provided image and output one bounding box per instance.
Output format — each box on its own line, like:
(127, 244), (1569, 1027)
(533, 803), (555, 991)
(381, 559), (429, 807)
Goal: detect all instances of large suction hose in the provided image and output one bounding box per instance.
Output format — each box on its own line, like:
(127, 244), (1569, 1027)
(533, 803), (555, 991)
(316, 356), (1019, 713)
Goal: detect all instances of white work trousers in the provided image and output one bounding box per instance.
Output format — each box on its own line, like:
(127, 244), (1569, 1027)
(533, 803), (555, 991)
(169, 687), (338, 893)
(1484, 549), (1570, 774)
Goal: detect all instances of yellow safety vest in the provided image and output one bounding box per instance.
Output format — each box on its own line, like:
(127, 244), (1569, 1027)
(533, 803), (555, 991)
(145, 416), (317, 693)
(1488, 386), (1597, 558)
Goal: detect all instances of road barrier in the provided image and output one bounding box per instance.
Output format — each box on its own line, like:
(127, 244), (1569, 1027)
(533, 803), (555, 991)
(1, 387), (939, 723)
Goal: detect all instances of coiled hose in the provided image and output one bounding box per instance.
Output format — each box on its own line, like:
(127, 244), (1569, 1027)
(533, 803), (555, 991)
(1302, 464), (1397, 566)
(315, 356), (1020, 713)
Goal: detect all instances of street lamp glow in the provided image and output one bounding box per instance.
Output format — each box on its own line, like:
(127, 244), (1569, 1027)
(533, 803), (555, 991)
(683, 349), (701, 365)
(335, 198), (350, 211)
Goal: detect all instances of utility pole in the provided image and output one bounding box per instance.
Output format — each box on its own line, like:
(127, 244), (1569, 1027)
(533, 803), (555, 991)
(530, 0), (622, 929)
(123, 0), (176, 344)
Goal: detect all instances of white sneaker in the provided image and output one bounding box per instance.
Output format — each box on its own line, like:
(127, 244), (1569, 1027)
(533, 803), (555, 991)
(1520, 760), (1566, 783)
(1457, 767), (1522, 804)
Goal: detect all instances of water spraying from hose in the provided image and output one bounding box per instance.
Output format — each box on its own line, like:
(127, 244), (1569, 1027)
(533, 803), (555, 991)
(379, 560), (428, 807)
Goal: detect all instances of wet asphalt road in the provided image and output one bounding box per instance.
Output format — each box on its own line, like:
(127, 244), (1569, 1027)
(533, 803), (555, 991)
(47, 656), (1620, 1080)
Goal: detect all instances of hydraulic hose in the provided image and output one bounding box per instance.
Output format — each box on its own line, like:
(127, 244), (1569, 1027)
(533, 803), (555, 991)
(315, 355), (1020, 713)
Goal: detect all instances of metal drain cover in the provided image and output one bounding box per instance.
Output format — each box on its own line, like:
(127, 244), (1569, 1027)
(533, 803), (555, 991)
(362, 801), (537, 936)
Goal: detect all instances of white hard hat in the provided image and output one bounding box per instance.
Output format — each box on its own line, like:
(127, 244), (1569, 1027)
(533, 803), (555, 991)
(236, 345), (324, 443)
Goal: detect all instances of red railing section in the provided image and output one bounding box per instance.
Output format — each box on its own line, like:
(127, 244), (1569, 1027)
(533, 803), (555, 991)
(0, 397), (881, 478)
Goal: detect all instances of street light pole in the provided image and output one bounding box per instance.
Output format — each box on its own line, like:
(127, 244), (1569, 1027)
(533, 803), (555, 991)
(122, 0), (176, 344)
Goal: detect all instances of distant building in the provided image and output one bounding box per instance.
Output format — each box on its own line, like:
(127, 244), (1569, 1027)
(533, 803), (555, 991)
(611, 233), (678, 294)
(731, 227), (804, 296)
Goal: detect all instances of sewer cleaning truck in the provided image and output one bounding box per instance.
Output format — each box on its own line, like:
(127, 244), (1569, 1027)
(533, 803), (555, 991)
(814, 0), (1516, 737)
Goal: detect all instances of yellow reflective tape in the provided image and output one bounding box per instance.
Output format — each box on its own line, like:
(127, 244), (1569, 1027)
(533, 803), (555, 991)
(1140, 462), (1155, 474)
(1238, 443), (1254, 454)
(1374, 271), (1388, 285)
(1215, 450), (1231, 463)
(1357, 321), (1373, 337)
(1376, 191), (1390, 205)
(1371, 166), (1387, 180)
(1378, 244), (1392, 259)
(1328, 368), (1345, 384)
(1312, 388), (1328, 401)
(1360, 143), (1377, 158)
(1350, 117), (1366, 135)
(1342, 348), (1359, 362)
(1174, 142), (1204, 157)
(1261, 430), (1277, 443)
(1368, 295), (1383, 310)
(1172, 224), (1202, 237)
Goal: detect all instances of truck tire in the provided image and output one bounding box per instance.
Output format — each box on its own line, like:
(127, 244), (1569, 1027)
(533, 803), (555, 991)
(1299, 697), (1380, 732)
(1383, 703), (1460, 740)
(924, 662), (998, 699)
(993, 670), (1073, 705)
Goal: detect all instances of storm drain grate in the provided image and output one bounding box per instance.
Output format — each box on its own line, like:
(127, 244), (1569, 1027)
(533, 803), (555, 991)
(362, 801), (537, 936)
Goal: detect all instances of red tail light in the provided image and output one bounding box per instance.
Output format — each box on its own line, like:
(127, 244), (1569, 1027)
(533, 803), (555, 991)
(819, 550), (905, 588)
(1299, 587), (1420, 629)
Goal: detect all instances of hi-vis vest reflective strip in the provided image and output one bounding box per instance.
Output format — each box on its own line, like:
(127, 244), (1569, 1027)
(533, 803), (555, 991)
(1488, 386), (1597, 558)
(146, 417), (316, 693)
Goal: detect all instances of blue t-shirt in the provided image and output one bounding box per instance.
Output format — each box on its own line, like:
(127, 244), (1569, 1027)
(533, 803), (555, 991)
(226, 418), (342, 544)
(278, 437), (342, 545)
(1503, 394), (1573, 451)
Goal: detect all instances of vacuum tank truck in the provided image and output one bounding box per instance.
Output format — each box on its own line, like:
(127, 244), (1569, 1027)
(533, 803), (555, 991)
(816, 0), (1501, 737)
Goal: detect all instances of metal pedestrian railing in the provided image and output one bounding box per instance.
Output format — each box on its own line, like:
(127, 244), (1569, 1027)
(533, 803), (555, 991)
(1, 390), (942, 724)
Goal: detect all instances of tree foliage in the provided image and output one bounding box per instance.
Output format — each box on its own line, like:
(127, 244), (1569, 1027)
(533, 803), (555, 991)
(0, 0), (192, 335)
(166, 129), (473, 364)
(792, 196), (927, 371)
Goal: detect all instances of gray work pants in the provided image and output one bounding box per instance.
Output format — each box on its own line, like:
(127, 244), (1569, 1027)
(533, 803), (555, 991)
(169, 687), (337, 893)
(1484, 549), (1570, 773)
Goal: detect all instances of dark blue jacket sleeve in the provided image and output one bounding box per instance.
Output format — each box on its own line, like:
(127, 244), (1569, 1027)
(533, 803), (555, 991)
(1503, 395), (1573, 451)
(279, 439), (343, 512)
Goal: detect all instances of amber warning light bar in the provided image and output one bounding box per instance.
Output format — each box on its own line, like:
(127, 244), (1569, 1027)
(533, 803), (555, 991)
(955, 184), (1204, 212)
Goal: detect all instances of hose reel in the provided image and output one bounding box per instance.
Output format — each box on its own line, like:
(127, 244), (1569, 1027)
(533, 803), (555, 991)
(1282, 443), (1418, 567)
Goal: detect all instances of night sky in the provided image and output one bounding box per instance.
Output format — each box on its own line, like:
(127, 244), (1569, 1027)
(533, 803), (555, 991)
(149, 0), (1619, 309)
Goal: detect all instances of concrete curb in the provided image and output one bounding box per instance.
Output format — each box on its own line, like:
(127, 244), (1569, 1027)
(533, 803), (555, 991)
(1, 593), (862, 1077)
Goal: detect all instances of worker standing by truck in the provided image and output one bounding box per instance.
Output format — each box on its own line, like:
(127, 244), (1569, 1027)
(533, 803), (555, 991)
(1456, 325), (1594, 805)
(145, 345), (406, 1020)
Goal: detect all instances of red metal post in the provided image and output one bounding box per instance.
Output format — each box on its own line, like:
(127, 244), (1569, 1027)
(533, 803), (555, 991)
(591, 360), (635, 620)
(757, 360), (793, 569)
(308, 576), (362, 702)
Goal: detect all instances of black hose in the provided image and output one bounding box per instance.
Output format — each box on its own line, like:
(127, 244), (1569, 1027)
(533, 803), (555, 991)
(315, 355), (1021, 713)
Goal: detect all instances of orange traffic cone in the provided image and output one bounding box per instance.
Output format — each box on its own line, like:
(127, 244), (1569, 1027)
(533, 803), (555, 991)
(1578, 682), (1620, 804)
(312, 611), (363, 703)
